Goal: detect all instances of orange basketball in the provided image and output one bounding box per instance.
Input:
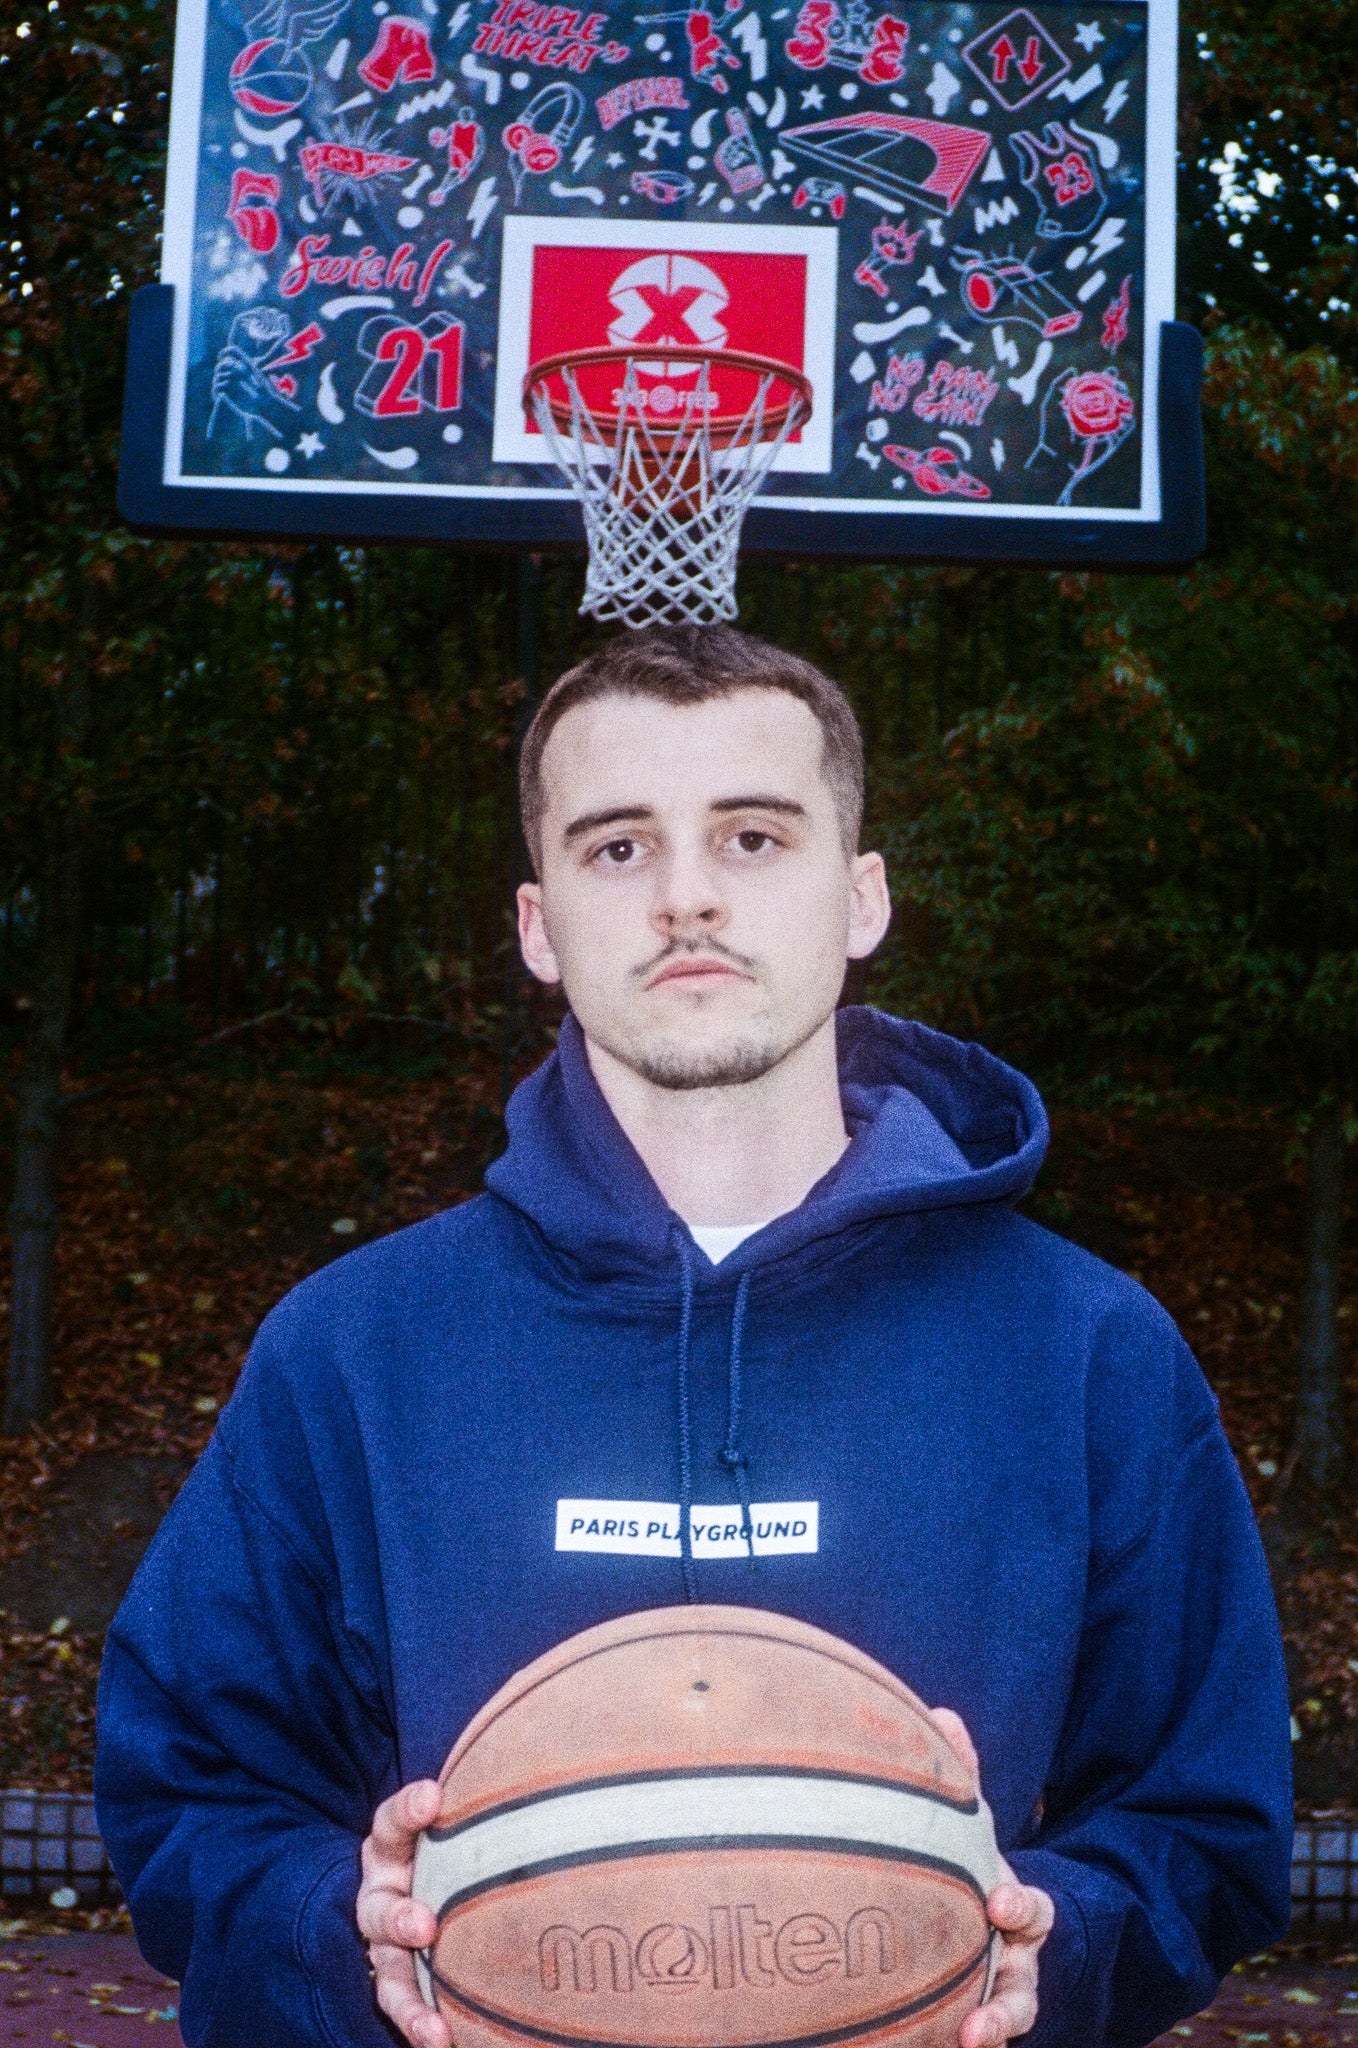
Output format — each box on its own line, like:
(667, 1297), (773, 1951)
(412, 1606), (1000, 2048)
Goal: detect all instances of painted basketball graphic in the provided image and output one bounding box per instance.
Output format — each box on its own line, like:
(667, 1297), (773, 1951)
(412, 1606), (1001, 2048)
(228, 38), (312, 117)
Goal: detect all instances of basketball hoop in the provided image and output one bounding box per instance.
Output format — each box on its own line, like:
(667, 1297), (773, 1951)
(523, 346), (813, 630)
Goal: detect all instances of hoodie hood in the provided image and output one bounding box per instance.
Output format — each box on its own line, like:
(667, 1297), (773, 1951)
(485, 1005), (1049, 1285)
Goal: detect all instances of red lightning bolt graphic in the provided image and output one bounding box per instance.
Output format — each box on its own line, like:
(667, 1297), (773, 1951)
(264, 322), (325, 371)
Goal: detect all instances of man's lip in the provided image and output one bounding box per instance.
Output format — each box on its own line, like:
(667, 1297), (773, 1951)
(647, 959), (748, 988)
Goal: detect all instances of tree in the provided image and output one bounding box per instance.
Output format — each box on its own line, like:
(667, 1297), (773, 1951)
(0, 0), (171, 1423)
(1176, 329), (1358, 1518)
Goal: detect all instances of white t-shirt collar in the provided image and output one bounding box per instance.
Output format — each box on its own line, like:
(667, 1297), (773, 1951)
(687, 1221), (770, 1265)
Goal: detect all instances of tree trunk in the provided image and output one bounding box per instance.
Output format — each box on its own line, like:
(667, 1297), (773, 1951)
(1287, 1101), (1348, 1495)
(4, 567), (92, 1433)
(5, 832), (83, 1430)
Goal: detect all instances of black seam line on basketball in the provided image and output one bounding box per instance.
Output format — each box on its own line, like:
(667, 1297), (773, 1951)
(458, 1629), (939, 1772)
(432, 1839), (988, 1925)
(427, 1941), (991, 2048)
(426, 1768), (979, 1843)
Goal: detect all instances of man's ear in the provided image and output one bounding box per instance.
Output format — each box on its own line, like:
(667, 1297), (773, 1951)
(517, 882), (563, 985)
(846, 851), (892, 961)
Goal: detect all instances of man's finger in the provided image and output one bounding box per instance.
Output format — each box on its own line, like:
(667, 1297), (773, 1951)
(987, 1881), (1055, 1943)
(958, 1984), (1040, 2048)
(367, 1780), (443, 1864)
(928, 1706), (979, 1780)
(983, 1941), (1039, 2008)
(357, 1887), (439, 1950)
(371, 1947), (454, 2048)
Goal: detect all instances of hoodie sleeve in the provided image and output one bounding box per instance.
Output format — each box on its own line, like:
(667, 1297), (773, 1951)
(1006, 1314), (1292, 2048)
(94, 1309), (397, 2048)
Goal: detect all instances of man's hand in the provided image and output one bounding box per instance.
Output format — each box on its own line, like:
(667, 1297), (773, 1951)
(929, 1707), (1055, 2048)
(356, 1779), (451, 2048)
(959, 1876), (1055, 2048)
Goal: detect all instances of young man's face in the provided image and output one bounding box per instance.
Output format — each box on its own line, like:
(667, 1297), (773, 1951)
(517, 688), (890, 1090)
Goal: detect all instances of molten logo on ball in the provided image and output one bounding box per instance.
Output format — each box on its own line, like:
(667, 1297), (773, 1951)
(540, 1903), (900, 1993)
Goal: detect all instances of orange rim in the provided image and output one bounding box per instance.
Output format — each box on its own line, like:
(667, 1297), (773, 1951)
(524, 345), (813, 448)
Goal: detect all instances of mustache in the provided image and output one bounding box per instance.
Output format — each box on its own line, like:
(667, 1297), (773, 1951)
(634, 937), (760, 984)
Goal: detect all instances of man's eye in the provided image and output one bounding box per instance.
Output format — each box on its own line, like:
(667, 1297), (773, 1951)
(599, 838), (637, 864)
(734, 830), (773, 853)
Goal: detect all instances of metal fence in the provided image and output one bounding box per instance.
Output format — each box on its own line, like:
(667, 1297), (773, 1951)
(0, 1790), (120, 1907)
(1290, 1817), (1358, 1928)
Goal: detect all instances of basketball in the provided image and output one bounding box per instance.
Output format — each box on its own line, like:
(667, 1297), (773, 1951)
(412, 1605), (1000, 2048)
(228, 38), (312, 118)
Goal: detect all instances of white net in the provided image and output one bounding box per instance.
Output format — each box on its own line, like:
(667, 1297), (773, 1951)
(526, 353), (812, 630)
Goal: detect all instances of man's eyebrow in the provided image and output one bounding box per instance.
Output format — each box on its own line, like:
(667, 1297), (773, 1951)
(709, 795), (808, 818)
(561, 795), (809, 843)
(562, 805), (656, 843)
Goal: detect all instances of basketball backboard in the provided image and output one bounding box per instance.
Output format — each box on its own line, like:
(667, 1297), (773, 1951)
(120, 0), (1201, 565)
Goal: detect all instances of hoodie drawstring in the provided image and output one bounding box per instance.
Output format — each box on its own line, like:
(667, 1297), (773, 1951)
(721, 1271), (755, 1566)
(675, 1241), (756, 1603)
(676, 1239), (698, 1603)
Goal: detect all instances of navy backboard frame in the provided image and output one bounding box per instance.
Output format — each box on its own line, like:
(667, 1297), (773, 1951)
(120, 0), (1202, 565)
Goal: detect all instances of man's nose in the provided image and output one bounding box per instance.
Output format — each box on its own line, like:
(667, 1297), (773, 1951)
(650, 848), (729, 936)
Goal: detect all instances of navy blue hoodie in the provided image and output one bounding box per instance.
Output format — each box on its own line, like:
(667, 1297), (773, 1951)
(95, 1008), (1292, 2048)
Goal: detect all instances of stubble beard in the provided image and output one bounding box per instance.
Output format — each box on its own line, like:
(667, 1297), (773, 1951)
(581, 941), (827, 1092)
(628, 1029), (787, 1092)
(611, 980), (827, 1092)
(601, 940), (781, 1091)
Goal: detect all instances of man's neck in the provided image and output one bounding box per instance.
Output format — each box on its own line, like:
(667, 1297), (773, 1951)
(584, 1016), (850, 1228)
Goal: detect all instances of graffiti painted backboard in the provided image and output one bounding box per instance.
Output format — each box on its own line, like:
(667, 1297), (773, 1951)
(120, 0), (1202, 561)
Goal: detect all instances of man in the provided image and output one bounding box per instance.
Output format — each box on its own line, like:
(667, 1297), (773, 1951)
(96, 625), (1291, 2048)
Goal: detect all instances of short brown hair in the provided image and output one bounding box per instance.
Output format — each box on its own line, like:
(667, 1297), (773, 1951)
(518, 624), (864, 871)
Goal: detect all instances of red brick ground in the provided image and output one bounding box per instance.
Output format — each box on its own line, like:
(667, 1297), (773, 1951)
(0, 1935), (177, 2044)
(0, 1935), (1352, 2047)
(1158, 1957), (1358, 2048)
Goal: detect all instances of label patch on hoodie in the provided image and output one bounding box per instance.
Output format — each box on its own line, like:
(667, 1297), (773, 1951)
(555, 1500), (819, 1558)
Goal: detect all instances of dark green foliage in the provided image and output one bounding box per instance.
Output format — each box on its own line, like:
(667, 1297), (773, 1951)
(1182, 0), (1357, 357)
(870, 328), (1358, 1118)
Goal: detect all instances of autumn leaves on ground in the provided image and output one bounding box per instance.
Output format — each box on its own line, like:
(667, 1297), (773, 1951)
(0, 1050), (1352, 1809)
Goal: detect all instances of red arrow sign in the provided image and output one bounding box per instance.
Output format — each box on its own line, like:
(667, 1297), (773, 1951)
(989, 32), (1015, 80)
(1017, 33), (1044, 81)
